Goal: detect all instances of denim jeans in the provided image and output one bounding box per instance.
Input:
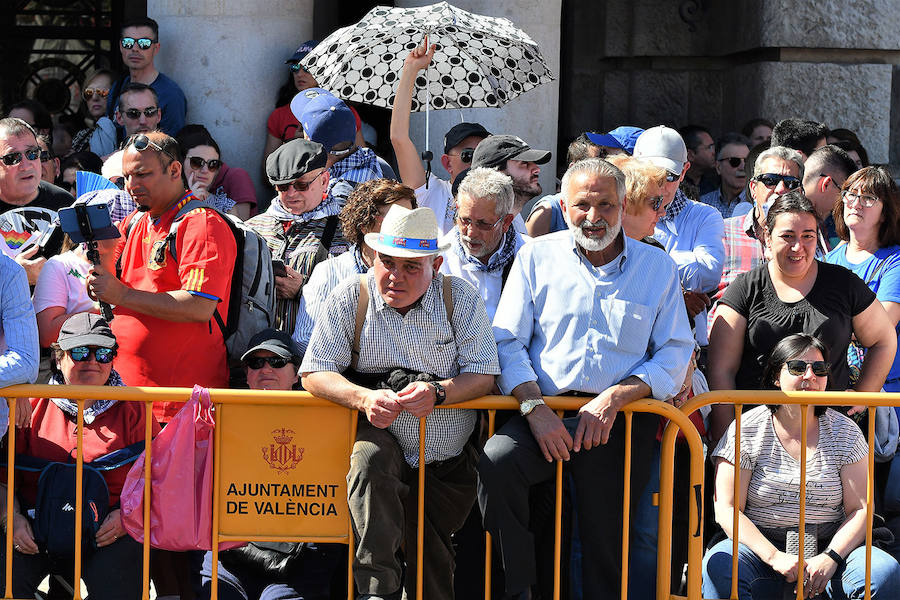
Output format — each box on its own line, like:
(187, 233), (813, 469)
(702, 539), (900, 599)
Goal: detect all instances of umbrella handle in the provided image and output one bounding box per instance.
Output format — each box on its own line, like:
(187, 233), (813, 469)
(422, 32), (431, 189)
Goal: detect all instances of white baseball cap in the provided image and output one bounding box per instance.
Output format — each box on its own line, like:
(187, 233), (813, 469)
(633, 126), (688, 174)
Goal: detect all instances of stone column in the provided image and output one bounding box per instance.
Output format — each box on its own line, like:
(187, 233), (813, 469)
(147, 0), (315, 204)
(395, 0), (562, 199)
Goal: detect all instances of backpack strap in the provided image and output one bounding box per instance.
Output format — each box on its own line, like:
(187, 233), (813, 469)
(442, 274), (454, 322)
(351, 274), (369, 371)
(115, 211), (147, 279)
(0, 440), (145, 473)
(320, 215), (339, 254)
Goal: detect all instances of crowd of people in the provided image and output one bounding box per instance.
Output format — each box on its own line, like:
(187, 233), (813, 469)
(1, 15), (900, 600)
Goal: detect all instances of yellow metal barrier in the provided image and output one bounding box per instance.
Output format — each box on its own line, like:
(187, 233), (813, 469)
(0, 386), (706, 600)
(673, 390), (896, 600)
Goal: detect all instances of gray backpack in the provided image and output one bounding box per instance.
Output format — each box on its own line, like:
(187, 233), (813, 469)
(119, 199), (275, 361)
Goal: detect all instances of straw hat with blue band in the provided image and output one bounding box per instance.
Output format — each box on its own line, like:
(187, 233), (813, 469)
(364, 205), (451, 259)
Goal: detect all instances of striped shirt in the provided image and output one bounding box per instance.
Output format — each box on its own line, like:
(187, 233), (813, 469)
(245, 213), (350, 333)
(301, 273), (500, 466)
(713, 405), (868, 528)
(293, 245), (369, 356)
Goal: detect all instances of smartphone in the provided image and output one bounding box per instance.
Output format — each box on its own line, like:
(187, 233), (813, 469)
(58, 203), (119, 244)
(272, 259), (287, 277)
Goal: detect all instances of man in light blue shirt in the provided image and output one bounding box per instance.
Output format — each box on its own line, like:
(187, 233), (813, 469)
(635, 126), (725, 347)
(479, 158), (693, 599)
(0, 253), (39, 435)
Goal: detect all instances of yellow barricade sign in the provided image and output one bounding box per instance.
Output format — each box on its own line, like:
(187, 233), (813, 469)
(216, 403), (353, 539)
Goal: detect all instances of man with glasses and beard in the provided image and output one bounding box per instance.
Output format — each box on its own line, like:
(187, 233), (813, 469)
(439, 167), (523, 320)
(106, 17), (186, 136)
(479, 158), (693, 600)
(390, 43), (491, 235)
(699, 133), (752, 219)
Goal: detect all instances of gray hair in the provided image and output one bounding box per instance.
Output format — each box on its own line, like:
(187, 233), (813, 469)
(457, 167), (515, 216)
(753, 145), (804, 180)
(561, 158), (626, 203)
(0, 117), (37, 143)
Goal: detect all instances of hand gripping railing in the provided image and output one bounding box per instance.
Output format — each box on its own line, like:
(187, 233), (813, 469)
(0, 386), (706, 600)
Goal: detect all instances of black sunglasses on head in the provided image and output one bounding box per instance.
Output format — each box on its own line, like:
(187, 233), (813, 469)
(0, 147), (40, 166)
(126, 134), (179, 164)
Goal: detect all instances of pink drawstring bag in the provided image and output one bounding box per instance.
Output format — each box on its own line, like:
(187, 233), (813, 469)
(120, 385), (241, 550)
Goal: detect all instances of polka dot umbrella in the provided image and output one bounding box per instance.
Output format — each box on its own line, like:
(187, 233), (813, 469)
(301, 2), (554, 113)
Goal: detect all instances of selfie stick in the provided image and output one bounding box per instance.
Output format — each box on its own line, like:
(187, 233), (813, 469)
(73, 204), (114, 322)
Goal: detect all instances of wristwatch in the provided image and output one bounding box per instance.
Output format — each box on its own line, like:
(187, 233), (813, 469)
(519, 398), (546, 417)
(432, 381), (446, 405)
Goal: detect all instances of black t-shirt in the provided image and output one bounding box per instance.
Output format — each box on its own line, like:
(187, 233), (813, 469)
(720, 261), (876, 390)
(0, 181), (73, 214)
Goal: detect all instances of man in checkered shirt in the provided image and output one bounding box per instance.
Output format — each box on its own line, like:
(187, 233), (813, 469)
(301, 204), (499, 600)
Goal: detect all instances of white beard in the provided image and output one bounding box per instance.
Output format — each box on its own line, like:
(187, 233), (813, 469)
(571, 218), (621, 252)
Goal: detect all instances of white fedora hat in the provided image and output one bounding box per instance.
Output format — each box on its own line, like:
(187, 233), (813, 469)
(364, 205), (451, 258)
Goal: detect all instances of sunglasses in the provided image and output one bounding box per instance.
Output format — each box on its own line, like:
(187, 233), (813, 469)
(123, 106), (159, 120)
(39, 150), (53, 163)
(82, 88), (109, 101)
(456, 214), (504, 232)
(188, 156), (222, 171)
(753, 173), (802, 190)
(289, 63), (309, 74)
(0, 147), (40, 166)
(274, 171), (323, 193)
(665, 171), (680, 182)
(126, 133), (179, 163)
(784, 360), (830, 377)
(718, 157), (745, 168)
(448, 148), (474, 164)
(842, 190), (880, 209)
(121, 37), (156, 50)
(245, 356), (293, 370)
(68, 346), (116, 364)
(648, 195), (665, 211)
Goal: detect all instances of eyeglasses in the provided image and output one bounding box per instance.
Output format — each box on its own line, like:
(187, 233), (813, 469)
(188, 156), (222, 171)
(718, 157), (745, 168)
(648, 195), (665, 211)
(245, 356), (292, 370)
(289, 63), (310, 74)
(448, 148), (474, 164)
(39, 150), (53, 163)
(0, 147), (40, 166)
(82, 88), (109, 101)
(842, 190), (880, 208)
(456, 214), (504, 232)
(274, 171), (324, 193)
(784, 360), (830, 377)
(126, 134), (179, 164)
(665, 171), (680, 182)
(68, 346), (116, 364)
(122, 107), (159, 120)
(753, 173), (802, 190)
(121, 37), (157, 50)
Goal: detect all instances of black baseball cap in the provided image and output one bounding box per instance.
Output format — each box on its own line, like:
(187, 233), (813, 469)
(471, 135), (551, 169)
(266, 138), (327, 185)
(241, 328), (302, 364)
(443, 122), (490, 154)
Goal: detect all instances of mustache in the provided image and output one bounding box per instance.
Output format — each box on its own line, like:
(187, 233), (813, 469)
(580, 218), (608, 229)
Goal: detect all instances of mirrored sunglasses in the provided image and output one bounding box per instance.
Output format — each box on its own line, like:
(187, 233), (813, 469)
(448, 148), (474, 164)
(0, 147), (40, 166)
(665, 171), (680, 182)
(121, 37), (156, 50)
(245, 356), (292, 370)
(69, 346), (116, 364)
(753, 173), (801, 190)
(289, 63), (310, 74)
(82, 88), (110, 101)
(188, 156), (222, 171)
(784, 360), (830, 377)
(123, 107), (159, 120)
